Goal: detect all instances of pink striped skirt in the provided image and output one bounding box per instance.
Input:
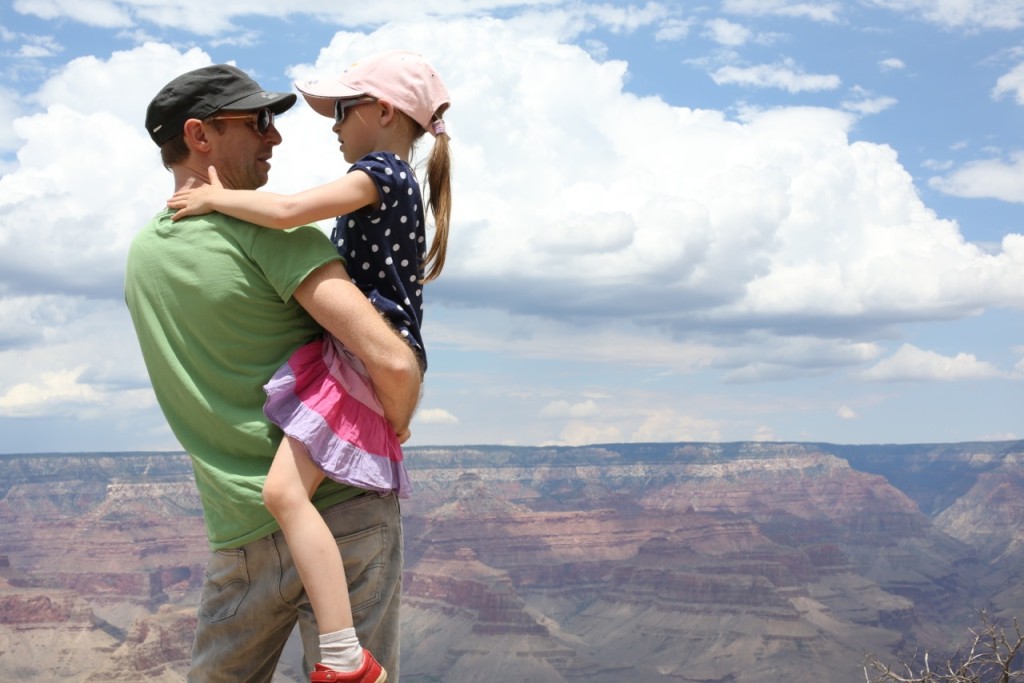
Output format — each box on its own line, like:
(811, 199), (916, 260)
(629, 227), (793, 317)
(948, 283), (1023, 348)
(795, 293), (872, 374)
(263, 336), (410, 498)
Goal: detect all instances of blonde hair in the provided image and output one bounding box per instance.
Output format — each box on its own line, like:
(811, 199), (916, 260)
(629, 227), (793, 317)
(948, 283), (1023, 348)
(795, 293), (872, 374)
(405, 110), (451, 283)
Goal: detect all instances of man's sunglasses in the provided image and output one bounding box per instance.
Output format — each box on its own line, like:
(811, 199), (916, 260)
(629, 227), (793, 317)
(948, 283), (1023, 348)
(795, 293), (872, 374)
(207, 108), (275, 135)
(334, 97), (378, 125)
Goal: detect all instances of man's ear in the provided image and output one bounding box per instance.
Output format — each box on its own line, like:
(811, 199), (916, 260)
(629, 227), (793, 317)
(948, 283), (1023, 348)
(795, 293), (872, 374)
(182, 118), (212, 152)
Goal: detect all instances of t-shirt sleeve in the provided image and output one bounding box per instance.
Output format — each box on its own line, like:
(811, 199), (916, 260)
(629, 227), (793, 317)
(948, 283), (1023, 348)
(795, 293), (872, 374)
(348, 154), (400, 216)
(249, 224), (341, 302)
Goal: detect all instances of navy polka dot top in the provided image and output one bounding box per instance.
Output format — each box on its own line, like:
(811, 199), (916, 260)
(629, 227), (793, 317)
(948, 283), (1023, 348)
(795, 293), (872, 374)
(330, 152), (427, 369)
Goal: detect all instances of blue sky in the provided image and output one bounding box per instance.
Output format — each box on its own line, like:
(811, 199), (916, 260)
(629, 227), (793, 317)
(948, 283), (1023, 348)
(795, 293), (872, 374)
(1, 0), (1022, 453)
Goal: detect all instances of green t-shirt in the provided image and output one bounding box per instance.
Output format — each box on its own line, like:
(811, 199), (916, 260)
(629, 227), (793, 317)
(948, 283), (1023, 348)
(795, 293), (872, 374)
(125, 209), (362, 550)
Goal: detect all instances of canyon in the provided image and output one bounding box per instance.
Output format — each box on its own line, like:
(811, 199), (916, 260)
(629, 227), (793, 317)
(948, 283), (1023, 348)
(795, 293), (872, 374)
(1, 440), (1022, 682)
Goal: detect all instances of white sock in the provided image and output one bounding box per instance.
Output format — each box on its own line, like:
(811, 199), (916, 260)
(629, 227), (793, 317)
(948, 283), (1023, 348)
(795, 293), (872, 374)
(319, 627), (364, 673)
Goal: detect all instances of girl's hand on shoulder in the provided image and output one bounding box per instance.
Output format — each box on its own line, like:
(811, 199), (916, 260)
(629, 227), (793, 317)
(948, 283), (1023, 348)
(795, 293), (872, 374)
(167, 166), (224, 221)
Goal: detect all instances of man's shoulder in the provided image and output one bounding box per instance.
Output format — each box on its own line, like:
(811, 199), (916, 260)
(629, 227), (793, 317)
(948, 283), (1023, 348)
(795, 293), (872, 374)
(205, 212), (333, 251)
(254, 221), (334, 250)
(249, 220), (340, 289)
(130, 211), (334, 265)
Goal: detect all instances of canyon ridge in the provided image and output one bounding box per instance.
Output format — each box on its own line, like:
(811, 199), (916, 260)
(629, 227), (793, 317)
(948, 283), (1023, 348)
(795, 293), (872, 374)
(2, 440), (1023, 682)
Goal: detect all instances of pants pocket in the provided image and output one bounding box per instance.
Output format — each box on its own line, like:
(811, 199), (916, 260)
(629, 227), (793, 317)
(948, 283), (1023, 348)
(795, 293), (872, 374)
(199, 548), (250, 622)
(337, 524), (388, 613)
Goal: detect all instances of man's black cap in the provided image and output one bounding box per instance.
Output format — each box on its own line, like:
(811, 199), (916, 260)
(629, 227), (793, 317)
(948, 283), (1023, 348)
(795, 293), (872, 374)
(145, 64), (297, 145)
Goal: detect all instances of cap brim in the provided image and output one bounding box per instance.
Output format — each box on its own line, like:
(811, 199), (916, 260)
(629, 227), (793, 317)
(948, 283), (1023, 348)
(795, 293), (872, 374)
(220, 91), (297, 115)
(296, 79), (366, 118)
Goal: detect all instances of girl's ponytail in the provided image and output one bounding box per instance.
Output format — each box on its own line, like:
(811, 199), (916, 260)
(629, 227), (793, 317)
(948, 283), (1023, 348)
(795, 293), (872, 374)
(422, 116), (451, 283)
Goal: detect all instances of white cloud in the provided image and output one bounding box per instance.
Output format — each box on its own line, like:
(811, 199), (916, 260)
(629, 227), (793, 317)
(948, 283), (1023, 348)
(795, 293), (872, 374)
(0, 298), (156, 419)
(841, 93), (898, 115)
(704, 18), (754, 46)
(539, 399), (725, 447)
(929, 151), (1024, 203)
(577, 2), (675, 34)
(631, 409), (723, 443)
(541, 399), (599, 419)
(5, 17), (1022, 363)
(921, 158), (954, 171)
(428, 309), (722, 374)
(993, 62), (1024, 104)
(13, 0), (133, 28)
(716, 335), (880, 383)
(10, 32), (62, 59)
(30, 41), (211, 122)
(1, 11), (1023, 442)
(521, 387), (815, 447)
(724, 363), (826, 383)
(0, 364), (152, 420)
(549, 420), (622, 447)
(837, 405), (857, 419)
(711, 58), (841, 92)
(0, 42), (212, 298)
(16, 44), (52, 58)
(0, 366), (100, 416)
(1012, 348), (1024, 378)
(861, 344), (1006, 382)
(655, 18), (693, 41)
(0, 85), (25, 153)
(979, 431), (1021, 440)
(9, 1), (677, 39)
(415, 408), (459, 425)
(866, 0), (1024, 30)
(723, 0), (843, 22)
(879, 57), (906, 71)
(0, 103), (169, 296)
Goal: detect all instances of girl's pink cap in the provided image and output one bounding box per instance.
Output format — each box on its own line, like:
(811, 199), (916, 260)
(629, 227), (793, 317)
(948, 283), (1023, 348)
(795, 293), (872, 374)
(295, 50), (450, 135)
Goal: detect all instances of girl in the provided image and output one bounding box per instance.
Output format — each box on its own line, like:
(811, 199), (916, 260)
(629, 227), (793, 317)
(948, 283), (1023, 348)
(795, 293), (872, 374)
(167, 50), (451, 683)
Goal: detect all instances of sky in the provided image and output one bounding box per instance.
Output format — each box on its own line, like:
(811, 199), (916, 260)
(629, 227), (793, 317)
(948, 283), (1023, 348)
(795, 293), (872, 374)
(0, 0), (1022, 453)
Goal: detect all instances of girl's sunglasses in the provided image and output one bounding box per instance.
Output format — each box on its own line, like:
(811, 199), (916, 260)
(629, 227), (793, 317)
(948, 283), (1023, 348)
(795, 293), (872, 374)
(334, 97), (378, 125)
(207, 108), (275, 135)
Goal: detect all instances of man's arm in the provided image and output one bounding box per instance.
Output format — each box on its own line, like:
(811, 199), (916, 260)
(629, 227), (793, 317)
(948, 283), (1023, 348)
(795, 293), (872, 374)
(293, 260), (421, 437)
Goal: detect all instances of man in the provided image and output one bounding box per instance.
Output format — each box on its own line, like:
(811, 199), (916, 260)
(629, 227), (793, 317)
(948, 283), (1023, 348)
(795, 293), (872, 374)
(125, 64), (421, 682)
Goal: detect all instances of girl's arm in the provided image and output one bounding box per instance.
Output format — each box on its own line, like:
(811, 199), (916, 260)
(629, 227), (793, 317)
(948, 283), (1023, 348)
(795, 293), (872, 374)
(294, 261), (422, 436)
(166, 166), (379, 229)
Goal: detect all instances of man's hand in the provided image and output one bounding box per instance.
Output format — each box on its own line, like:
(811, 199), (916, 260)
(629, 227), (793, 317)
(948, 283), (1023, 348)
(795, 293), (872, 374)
(167, 166), (224, 221)
(294, 261), (422, 436)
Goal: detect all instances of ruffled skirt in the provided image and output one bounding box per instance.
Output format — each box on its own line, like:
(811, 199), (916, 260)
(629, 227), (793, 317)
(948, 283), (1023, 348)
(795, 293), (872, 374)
(263, 336), (410, 498)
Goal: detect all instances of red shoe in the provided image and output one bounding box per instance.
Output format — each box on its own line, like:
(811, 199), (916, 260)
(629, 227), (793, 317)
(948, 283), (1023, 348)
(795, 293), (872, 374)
(310, 649), (387, 683)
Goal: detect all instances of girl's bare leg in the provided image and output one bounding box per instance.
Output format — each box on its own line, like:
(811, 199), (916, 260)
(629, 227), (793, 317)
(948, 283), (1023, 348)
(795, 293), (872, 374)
(263, 436), (353, 634)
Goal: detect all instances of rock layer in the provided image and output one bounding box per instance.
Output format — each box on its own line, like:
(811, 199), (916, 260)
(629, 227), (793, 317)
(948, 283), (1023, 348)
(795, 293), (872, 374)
(1, 441), (1022, 682)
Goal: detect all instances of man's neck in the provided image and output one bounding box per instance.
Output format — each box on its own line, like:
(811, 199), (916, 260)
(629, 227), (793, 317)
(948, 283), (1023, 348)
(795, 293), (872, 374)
(171, 161), (212, 192)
